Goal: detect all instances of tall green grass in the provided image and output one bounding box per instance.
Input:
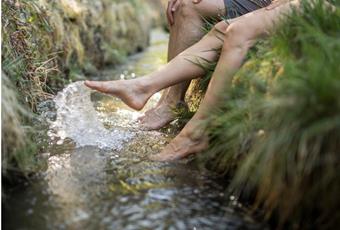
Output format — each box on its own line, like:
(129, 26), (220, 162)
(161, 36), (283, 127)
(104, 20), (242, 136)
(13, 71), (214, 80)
(199, 0), (340, 228)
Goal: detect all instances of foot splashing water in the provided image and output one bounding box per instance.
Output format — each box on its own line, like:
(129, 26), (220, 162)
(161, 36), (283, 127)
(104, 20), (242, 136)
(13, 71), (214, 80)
(48, 81), (134, 150)
(4, 30), (266, 230)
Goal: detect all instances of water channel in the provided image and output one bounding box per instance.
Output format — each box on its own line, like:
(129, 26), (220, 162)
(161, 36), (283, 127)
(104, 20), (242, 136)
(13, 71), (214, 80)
(4, 29), (265, 230)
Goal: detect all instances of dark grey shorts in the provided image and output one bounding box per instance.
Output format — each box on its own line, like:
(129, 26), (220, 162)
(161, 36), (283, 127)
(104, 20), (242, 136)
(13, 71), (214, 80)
(224, 0), (272, 18)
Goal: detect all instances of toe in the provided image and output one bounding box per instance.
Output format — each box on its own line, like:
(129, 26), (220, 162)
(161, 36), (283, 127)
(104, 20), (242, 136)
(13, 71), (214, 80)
(149, 151), (179, 162)
(149, 141), (177, 161)
(84, 81), (103, 91)
(149, 135), (209, 161)
(137, 114), (146, 122)
(141, 123), (162, 131)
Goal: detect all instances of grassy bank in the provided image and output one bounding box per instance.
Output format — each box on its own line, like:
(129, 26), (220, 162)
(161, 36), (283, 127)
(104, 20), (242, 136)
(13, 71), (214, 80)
(1, 0), (164, 179)
(2, 73), (40, 182)
(198, 0), (340, 228)
(2, 0), (160, 109)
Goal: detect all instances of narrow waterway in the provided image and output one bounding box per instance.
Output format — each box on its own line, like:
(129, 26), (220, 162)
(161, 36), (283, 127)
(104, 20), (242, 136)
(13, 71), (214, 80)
(4, 29), (264, 230)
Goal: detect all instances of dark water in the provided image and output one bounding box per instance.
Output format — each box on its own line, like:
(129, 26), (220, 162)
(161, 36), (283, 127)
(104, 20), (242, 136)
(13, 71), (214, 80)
(4, 29), (265, 230)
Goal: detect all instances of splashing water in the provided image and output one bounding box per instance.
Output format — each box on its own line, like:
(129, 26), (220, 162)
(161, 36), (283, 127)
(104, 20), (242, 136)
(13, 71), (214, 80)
(48, 81), (134, 150)
(4, 30), (266, 230)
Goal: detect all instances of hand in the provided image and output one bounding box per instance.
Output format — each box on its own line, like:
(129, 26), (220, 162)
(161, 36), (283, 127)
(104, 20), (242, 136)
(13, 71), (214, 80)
(167, 0), (181, 26)
(167, 0), (203, 26)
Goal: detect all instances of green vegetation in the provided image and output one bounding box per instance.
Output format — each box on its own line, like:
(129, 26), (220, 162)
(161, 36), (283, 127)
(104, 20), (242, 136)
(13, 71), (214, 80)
(1, 73), (40, 181)
(1, 0), (162, 180)
(2, 0), (157, 109)
(2, 0), (339, 228)
(198, 0), (340, 228)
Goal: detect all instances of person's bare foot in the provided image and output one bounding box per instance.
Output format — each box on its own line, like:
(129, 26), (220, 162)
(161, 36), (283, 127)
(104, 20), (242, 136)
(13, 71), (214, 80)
(138, 101), (188, 130)
(84, 80), (152, 111)
(150, 123), (209, 161)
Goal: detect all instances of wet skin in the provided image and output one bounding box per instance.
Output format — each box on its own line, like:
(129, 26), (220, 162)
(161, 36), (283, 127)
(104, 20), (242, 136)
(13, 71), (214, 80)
(85, 80), (209, 160)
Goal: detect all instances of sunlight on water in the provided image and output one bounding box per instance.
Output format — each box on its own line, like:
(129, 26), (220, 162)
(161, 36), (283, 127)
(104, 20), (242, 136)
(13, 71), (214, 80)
(47, 81), (134, 150)
(47, 28), (166, 149)
(4, 29), (264, 230)
(93, 91), (162, 130)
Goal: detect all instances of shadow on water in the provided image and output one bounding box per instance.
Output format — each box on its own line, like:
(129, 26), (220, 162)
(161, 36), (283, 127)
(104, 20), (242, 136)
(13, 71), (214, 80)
(4, 29), (266, 230)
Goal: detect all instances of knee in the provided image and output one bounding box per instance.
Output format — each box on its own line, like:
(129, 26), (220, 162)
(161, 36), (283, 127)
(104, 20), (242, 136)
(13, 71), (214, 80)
(175, 0), (199, 20)
(213, 21), (229, 34)
(223, 22), (254, 50)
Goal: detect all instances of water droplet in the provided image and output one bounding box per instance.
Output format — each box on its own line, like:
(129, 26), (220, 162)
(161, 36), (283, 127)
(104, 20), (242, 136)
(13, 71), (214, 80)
(48, 81), (134, 150)
(57, 140), (64, 145)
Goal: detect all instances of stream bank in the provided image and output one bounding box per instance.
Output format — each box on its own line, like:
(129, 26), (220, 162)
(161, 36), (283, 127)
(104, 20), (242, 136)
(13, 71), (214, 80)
(3, 29), (265, 230)
(2, 0), (166, 179)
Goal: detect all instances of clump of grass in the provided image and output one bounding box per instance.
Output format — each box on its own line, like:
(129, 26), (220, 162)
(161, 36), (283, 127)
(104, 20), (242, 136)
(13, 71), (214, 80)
(199, 0), (340, 228)
(1, 73), (39, 180)
(2, 0), (157, 110)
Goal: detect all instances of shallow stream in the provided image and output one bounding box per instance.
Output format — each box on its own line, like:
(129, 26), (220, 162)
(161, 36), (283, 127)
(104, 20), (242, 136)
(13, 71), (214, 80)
(4, 29), (264, 230)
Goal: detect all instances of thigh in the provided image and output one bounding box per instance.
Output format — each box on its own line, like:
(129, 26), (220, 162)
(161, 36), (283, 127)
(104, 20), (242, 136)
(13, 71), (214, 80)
(228, 0), (299, 41)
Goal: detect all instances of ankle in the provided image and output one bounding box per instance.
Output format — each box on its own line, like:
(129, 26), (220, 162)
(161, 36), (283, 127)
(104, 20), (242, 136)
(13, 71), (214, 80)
(160, 89), (183, 105)
(180, 123), (207, 143)
(134, 78), (154, 96)
(163, 96), (185, 106)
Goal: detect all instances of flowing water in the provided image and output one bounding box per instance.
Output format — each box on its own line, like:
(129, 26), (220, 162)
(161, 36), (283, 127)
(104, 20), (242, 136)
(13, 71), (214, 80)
(4, 29), (264, 230)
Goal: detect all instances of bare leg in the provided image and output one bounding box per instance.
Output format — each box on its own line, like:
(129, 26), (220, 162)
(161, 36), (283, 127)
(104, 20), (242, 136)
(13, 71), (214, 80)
(85, 20), (229, 110)
(151, 0), (301, 161)
(139, 0), (226, 130)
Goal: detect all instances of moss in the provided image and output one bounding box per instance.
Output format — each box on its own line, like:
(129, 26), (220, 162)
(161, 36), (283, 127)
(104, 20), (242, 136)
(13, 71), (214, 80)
(199, 0), (340, 228)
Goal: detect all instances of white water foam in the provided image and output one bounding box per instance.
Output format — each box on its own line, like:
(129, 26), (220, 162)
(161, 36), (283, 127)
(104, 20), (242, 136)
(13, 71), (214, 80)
(48, 81), (134, 150)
